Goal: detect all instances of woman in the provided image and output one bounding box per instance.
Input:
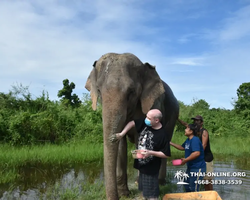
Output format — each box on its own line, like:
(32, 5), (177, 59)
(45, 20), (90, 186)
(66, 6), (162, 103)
(178, 116), (214, 191)
(170, 124), (206, 192)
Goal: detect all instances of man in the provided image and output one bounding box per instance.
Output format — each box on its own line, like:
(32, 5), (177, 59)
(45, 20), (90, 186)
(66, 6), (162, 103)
(110, 109), (171, 200)
(178, 115), (214, 191)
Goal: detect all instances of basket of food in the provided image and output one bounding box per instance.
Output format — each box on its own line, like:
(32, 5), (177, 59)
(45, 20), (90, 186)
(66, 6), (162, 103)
(131, 150), (146, 159)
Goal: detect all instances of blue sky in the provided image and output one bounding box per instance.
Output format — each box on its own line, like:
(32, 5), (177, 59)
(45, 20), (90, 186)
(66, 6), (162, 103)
(1, 0), (250, 109)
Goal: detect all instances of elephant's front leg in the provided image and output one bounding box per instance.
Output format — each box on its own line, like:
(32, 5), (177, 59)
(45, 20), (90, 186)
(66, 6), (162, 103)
(159, 158), (167, 185)
(116, 136), (130, 197)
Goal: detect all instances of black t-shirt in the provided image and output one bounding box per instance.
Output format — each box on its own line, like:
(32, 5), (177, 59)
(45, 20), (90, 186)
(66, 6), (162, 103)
(133, 118), (171, 175)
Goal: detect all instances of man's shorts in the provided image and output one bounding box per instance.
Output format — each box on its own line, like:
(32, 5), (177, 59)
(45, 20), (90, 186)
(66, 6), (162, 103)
(204, 161), (214, 180)
(138, 172), (159, 198)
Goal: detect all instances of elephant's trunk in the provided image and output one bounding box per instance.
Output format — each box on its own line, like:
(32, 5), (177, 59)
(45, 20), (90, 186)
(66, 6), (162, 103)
(102, 99), (127, 200)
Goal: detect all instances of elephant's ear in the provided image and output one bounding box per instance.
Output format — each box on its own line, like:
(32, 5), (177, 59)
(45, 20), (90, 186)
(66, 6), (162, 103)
(85, 64), (98, 110)
(140, 62), (165, 114)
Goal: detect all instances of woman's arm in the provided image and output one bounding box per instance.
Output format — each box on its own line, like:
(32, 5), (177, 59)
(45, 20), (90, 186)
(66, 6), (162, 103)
(170, 141), (185, 151)
(182, 151), (200, 165)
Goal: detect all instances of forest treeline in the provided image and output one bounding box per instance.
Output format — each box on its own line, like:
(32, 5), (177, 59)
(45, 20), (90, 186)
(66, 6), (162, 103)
(0, 81), (250, 146)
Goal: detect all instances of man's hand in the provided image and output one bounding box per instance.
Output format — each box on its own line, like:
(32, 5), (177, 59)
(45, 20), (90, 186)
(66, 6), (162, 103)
(109, 121), (135, 143)
(109, 133), (123, 143)
(140, 150), (149, 159)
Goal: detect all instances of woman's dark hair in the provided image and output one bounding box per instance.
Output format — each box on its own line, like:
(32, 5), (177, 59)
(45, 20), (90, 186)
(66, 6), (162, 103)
(188, 123), (201, 136)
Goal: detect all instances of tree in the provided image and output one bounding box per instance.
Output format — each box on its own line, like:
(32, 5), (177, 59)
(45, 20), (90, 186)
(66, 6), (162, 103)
(58, 79), (81, 107)
(192, 99), (210, 110)
(234, 82), (250, 111)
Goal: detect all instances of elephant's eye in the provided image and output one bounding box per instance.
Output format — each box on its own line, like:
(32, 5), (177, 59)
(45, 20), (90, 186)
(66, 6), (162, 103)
(127, 88), (136, 101)
(128, 88), (135, 94)
(97, 89), (101, 95)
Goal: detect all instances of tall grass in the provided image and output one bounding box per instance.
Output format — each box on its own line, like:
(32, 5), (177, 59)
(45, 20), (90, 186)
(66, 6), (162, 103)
(0, 139), (103, 184)
(171, 132), (250, 160)
(1, 132), (249, 184)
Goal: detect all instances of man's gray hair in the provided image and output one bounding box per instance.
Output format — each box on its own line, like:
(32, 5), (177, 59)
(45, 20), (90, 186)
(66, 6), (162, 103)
(154, 112), (162, 121)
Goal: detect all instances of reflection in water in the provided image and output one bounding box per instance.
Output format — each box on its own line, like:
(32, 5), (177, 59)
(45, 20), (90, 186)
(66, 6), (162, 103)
(213, 161), (250, 200)
(167, 160), (250, 200)
(0, 160), (249, 200)
(0, 163), (104, 200)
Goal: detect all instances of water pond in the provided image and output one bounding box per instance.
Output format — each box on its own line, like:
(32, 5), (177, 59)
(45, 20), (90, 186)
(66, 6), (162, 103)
(0, 159), (249, 200)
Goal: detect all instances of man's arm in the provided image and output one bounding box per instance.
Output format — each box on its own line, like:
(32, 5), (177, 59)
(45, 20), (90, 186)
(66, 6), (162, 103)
(144, 150), (169, 158)
(202, 129), (208, 150)
(109, 121), (135, 142)
(178, 118), (188, 128)
(118, 121), (135, 138)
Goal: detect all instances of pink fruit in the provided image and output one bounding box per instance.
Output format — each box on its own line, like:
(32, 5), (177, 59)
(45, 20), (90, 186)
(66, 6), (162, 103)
(137, 153), (143, 159)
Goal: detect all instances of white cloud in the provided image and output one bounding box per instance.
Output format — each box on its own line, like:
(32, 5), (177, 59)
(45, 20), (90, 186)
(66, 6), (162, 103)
(177, 33), (198, 44)
(201, 5), (250, 43)
(219, 5), (250, 41)
(170, 60), (203, 66)
(0, 0), (151, 98)
(0, 0), (250, 109)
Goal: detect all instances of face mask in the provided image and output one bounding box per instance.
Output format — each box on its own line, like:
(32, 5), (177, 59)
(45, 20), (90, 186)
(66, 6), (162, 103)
(144, 118), (152, 127)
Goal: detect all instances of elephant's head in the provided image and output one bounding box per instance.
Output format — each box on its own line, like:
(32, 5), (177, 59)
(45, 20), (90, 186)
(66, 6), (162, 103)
(85, 53), (164, 115)
(85, 53), (164, 199)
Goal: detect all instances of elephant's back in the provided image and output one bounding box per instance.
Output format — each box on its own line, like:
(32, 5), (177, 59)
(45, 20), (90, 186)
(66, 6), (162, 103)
(99, 53), (143, 66)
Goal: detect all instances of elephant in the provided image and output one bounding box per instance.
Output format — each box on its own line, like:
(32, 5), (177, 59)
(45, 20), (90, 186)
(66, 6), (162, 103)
(85, 53), (179, 200)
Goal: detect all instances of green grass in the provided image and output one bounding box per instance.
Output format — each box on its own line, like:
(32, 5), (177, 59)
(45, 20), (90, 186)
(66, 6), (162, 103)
(0, 140), (103, 184)
(31, 172), (179, 200)
(171, 131), (250, 159)
(1, 133), (250, 199)
(40, 181), (106, 200)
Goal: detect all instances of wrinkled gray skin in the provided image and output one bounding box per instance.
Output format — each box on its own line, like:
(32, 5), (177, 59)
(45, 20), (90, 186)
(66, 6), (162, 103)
(85, 53), (179, 200)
